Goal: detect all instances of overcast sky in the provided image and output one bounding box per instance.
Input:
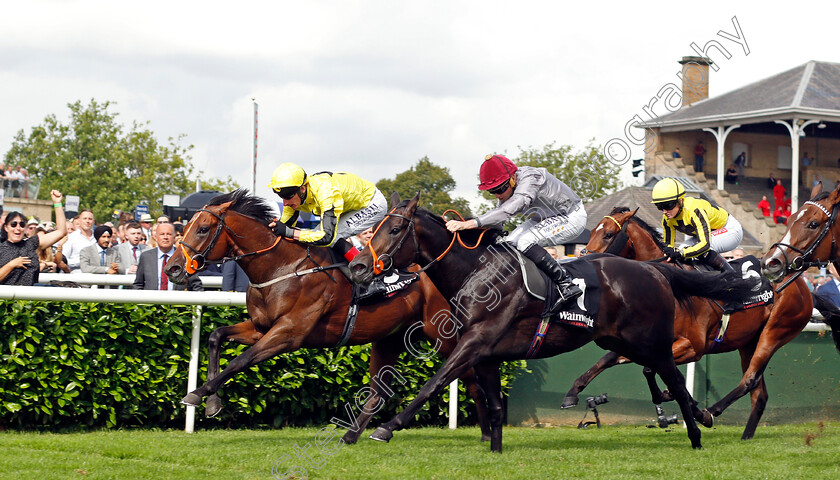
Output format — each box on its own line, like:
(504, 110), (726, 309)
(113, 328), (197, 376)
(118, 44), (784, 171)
(2, 1), (837, 209)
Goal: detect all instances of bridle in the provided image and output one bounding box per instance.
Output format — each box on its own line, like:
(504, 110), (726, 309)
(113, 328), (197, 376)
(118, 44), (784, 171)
(768, 200), (840, 288)
(366, 206), (488, 275)
(178, 207), (282, 275)
(580, 215), (632, 256)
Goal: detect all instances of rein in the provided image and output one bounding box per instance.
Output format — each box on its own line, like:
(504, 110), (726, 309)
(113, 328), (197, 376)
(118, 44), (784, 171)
(367, 207), (489, 275)
(768, 200), (839, 292)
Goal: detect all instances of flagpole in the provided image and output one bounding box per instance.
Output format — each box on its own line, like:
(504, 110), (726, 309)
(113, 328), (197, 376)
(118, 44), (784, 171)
(252, 99), (258, 194)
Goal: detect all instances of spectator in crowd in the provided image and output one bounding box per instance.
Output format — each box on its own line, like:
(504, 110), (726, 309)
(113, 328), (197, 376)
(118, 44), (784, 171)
(80, 225), (121, 275)
(133, 222), (202, 291)
(734, 151), (746, 179)
(767, 172), (777, 189)
(0, 190), (67, 286)
(37, 224), (59, 273)
(773, 179), (786, 211)
(694, 141), (706, 173)
(115, 222), (128, 244)
(802, 272), (815, 292)
(156, 215), (170, 224)
(25, 218), (40, 238)
(147, 222), (159, 248)
(672, 147), (681, 159)
(816, 271), (840, 308)
(813, 174), (822, 188)
(222, 261), (248, 292)
(802, 152), (812, 168)
(173, 222), (184, 244)
(0, 162), (6, 179)
(545, 246), (560, 260)
(757, 195), (771, 217)
(725, 164), (738, 184)
(350, 227), (374, 250)
(116, 221), (149, 274)
(62, 209), (96, 273)
(774, 205), (789, 225)
(139, 213), (153, 240)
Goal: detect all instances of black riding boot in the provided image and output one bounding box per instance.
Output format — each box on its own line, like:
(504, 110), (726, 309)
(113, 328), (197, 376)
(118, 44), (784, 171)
(332, 238), (388, 299)
(702, 250), (736, 275)
(523, 244), (583, 313)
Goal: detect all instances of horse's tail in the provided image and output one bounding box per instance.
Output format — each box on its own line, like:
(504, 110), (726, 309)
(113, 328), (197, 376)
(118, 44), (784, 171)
(811, 292), (840, 355)
(647, 263), (756, 311)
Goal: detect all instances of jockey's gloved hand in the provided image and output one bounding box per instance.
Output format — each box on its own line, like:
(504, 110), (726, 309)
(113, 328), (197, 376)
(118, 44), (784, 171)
(272, 223), (296, 238)
(662, 246), (683, 262)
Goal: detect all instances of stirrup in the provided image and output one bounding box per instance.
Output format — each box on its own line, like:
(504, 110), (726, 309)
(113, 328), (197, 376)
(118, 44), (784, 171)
(550, 283), (582, 313)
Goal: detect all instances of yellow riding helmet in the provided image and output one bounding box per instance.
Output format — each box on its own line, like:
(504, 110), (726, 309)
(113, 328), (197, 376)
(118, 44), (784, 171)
(651, 178), (686, 204)
(267, 162), (307, 191)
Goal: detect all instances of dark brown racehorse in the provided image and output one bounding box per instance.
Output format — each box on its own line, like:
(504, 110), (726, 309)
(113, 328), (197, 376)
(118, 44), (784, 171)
(349, 193), (757, 451)
(565, 206), (814, 440)
(163, 189), (492, 444)
(761, 182), (840, 351)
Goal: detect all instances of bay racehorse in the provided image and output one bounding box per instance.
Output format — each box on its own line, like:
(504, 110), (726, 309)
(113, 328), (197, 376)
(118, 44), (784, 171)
(761, 182), (840, 351)
(349, 192), (757, 451)
(163, 189), (492, 444)
(565, 206), (816, 440)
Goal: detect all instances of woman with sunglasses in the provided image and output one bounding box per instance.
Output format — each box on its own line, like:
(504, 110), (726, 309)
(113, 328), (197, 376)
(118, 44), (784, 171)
(651, 177), (741, 274)
(266, 162), (388, 263)
(0, 189), (68, 285)
(445, 154), (587, 313)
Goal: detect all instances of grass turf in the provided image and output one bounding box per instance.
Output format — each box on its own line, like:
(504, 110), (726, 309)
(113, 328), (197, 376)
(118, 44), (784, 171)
(1, 423), (838, 479)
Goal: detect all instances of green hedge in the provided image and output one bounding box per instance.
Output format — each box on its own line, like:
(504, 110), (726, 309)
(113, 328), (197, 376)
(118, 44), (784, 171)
(0, 300), (526, 430)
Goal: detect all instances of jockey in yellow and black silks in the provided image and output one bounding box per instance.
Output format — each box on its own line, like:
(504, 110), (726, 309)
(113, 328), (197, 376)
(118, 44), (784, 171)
(267, 162), (387, 263)
(651, 177), (742, 274)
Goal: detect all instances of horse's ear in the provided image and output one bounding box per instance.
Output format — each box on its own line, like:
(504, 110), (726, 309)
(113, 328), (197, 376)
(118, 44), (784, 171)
(406, 191), (421, 214)
(389, 191), (401, 209)
(216, 201), (234, 212)
(828, 182), (840, 205)
(630, 207), (640, 218)
(811, 181), (823, 200)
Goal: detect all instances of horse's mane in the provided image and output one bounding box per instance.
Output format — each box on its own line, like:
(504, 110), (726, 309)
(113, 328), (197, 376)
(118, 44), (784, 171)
(608, 206), (668, 251)
(207, 189), (275, 225)
(811, 191), (830, 202)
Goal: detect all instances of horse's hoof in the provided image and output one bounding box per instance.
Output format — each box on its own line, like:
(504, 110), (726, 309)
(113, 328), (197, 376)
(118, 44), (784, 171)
(181, 392), (202, 407)
(341, 432), (359, 445)
(658, 390), (674, 403)
(560, 395), (578, 409)
(699, 409), (715, 428)
(369, 427), (393, 442)
(205, 395), (222, 418)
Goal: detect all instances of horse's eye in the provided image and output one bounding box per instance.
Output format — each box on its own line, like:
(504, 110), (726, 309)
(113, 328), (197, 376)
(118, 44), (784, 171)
(807, 221), (820, 230)
(197, 226), (210, 234)
(389, 227), (401, 235)
(603, 233), (614, 239)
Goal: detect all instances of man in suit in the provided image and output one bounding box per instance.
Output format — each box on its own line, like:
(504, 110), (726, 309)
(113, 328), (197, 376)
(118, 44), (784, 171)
(116, 221), (149, 274)
(133, 222), (203, 291)
(80, 225), (121, 274)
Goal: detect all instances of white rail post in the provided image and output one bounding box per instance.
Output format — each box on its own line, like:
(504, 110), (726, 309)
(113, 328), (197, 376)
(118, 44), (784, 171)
(448, 379), (458, 429)
(185, 305), (203, 433)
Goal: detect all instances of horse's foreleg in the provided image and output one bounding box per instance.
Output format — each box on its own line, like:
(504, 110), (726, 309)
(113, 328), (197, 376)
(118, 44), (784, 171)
(194, 321), (263, 417)
(341, 337), (404, 445)
(460, 368), (491, 442)
(370, 329), (494, 443)
(642, 366), (672, 404)
(561, 351), (623, 409)
(651, 358), (703, 449)
(183, 324), (299, 407)
(474, 361), (503, 453)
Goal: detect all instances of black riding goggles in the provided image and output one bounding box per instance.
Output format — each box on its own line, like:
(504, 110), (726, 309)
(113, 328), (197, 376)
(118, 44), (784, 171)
(273, 186), (300, 200)
(487, 180), (511, 196)
(655, 200), (679, 211)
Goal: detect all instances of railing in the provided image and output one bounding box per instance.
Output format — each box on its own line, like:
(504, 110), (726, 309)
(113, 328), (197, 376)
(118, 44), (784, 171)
(1, 177), (40, 199)
(0, 283), (244, 433)
(38, 272), (223, 289)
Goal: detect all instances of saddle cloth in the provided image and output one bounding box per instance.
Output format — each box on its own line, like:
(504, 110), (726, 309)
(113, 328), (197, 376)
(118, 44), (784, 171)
(510, 247), (601, 332)
(690, 255), (773, 312)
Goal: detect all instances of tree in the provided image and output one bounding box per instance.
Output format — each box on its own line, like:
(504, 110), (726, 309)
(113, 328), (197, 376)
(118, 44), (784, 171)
(376, 157), (472, 217)
(4, 99), (239, 222)
(512, 140), (621, 202)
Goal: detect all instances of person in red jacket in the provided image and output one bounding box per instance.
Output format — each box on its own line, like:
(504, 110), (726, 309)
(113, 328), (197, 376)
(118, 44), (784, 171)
(773, 179), (786, 211)
(757, 195), (771, 217)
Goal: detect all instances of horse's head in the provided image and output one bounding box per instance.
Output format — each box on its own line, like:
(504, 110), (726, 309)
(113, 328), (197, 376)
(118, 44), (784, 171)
(166, 189), (276, 284)
(350, 191), (421, 285)
(583, 207), (639, 256)
(762, 182), (840, 282)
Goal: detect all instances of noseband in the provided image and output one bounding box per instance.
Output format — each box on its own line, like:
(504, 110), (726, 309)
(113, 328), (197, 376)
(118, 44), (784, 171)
(769, 200), (839, 277)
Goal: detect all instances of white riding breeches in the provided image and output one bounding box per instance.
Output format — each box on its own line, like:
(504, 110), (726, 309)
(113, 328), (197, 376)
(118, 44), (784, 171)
(506, 203), (587, 251)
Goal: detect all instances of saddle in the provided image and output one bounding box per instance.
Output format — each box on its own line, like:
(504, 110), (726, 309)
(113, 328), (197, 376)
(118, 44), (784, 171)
(506, 246), (602, 332)
(686, 255), (773, 313)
